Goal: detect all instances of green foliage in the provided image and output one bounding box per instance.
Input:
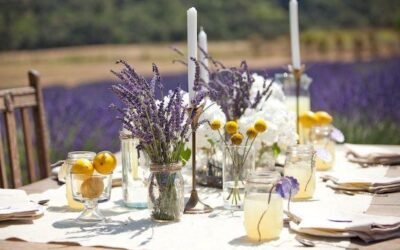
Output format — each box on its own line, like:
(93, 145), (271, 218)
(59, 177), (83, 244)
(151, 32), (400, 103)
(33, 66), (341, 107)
(334, 117), (400, 145)
(180, 146), (191, 166)
(1, 0), (399, 50)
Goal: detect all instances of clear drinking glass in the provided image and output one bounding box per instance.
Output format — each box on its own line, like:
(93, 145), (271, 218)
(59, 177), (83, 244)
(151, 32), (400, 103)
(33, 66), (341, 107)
(120, 130), (148, 208)
(59, 151), (96, 210)
(244, 170), (283, 241)
(284, 144), (316, 200)
(70, 173), (112, 223)
(223, 145), (255, 210)
(310, 125), (336, 171)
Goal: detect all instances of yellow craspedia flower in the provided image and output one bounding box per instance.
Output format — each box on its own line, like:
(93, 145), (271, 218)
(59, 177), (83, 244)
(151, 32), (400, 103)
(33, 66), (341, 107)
(246, 126), (258, 139)
(299, 111), (318, 128)
(231, 133), (244, 145)
(210, 119), (222, 130)
(254, 119), (268, 133)
(315, 111), (333, 125)
(225, 121), (239, 134)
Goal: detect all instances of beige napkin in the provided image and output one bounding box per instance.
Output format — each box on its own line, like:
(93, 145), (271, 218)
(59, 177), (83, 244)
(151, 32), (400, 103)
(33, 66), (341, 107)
(321, 174), (400, 194)
(290, 212), (400, 243)
(0, 189), (44, 221)
(346, 144), (400, 166)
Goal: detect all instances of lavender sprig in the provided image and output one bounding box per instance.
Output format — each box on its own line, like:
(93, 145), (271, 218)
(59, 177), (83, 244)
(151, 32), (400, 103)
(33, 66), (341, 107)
(111, 60), (206, 164)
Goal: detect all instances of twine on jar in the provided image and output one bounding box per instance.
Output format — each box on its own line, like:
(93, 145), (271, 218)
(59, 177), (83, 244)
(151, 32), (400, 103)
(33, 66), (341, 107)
(150, 163), (182, 172)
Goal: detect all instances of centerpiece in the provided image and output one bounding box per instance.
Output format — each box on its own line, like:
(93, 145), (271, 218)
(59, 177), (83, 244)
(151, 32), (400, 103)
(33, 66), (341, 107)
(209, 118), (268, 209)
(111, 60), (206, 222)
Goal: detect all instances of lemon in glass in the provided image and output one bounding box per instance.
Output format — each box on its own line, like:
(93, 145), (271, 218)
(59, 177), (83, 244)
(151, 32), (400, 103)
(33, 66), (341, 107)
(93, 151), (117, 174)
(71, 159), (94, 175)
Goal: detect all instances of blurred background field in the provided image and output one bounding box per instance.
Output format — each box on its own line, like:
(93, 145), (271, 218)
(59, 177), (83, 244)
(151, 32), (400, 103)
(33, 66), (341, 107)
(1, 0), (400, 162)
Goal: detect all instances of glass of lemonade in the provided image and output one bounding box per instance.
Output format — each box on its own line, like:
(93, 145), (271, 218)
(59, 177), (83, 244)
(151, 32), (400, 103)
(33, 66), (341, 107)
(284, 145), (316, 200)
(244, 170), (283, 241)
(59, 151), (96, 209)
(310, 125), (336, 171)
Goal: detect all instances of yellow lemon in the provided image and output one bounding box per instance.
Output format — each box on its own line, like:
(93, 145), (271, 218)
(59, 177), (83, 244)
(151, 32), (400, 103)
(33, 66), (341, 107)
(225, 121), (239, 135)
(299, 111), (318, 128)
(231, 133), (244, 145)
(254, 119), (268, 133)
(80, 177), (104, 199)
(93, 151), (117, 174)
(246, 126), (258, 139)
(210, 119), (222, 130)
(315, 111), (333, 125)
(71, 159), (94, 175)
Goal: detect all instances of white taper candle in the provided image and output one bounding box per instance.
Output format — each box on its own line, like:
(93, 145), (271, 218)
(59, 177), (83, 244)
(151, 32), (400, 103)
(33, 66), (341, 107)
(198, 26), (209, 84)
(289, 0), (301, 69)
(187, 7), (197, 100)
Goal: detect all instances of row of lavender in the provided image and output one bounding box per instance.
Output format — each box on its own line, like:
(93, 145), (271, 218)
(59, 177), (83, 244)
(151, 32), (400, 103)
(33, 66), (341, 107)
(43, 58), (400, 161)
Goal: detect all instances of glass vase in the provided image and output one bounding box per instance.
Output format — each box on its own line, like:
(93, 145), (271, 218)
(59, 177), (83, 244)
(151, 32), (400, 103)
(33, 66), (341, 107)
(120, 130), (147, 208)
(223, 145), (255, 210)
(275, 72), (312, 144)
(244, 170), (282, 241)
(148, 163), (184, 222)
(284, 144), (316, 200)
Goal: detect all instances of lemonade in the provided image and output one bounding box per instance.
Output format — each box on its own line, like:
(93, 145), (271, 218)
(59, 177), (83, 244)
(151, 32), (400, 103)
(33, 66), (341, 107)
(314, 141), (336, 171)
(284, 165), (315, 200)
(244, 193), (283, 241)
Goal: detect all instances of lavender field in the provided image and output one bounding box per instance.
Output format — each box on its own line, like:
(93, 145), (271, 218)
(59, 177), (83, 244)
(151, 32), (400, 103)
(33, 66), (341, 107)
(44, 58), (400, 161)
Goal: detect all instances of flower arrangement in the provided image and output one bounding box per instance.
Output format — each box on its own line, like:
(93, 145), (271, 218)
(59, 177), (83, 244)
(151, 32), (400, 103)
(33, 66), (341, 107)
(110, 59), (207, 221)
(210, 118), (268, 208)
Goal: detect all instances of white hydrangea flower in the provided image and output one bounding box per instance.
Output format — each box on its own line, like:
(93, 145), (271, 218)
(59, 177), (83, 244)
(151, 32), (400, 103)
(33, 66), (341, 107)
(238, 73), (297, 149)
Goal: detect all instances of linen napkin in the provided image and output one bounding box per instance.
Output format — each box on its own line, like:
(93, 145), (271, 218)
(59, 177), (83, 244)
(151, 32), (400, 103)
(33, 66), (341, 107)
(290, 212), (400, 243)
(321, 174), (400, 194)
(0, 189), (44, 221)
(346, 144), (400, 166)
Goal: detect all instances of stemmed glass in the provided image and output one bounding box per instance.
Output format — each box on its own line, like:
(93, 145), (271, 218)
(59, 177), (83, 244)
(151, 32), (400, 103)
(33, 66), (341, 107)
(70, 173), (112, 223)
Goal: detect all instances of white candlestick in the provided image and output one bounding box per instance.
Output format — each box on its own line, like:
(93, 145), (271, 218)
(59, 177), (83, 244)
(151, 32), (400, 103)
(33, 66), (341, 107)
(187, 7), (197, 100)
(198, 26), (209, 84)
(289, 0), (301, 69)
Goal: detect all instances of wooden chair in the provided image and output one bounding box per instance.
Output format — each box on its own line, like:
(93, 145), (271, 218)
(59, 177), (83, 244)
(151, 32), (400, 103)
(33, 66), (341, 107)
(0, 70), (50, 188)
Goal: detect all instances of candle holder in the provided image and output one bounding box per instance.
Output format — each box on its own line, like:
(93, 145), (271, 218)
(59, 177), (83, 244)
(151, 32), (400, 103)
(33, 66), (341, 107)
(289, 65), (305, 136)
(184, 105), (213, 214)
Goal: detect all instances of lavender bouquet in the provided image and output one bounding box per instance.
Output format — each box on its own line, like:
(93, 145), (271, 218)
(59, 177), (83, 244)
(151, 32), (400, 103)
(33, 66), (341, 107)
(205, 60), (273, 122)
(111, 59), (206, 221)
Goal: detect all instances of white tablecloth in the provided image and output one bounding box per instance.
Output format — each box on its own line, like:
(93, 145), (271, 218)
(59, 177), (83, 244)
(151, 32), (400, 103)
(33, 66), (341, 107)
(0, 146), (392, 250)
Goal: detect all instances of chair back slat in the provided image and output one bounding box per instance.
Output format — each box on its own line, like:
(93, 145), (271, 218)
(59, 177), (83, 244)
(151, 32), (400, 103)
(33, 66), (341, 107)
(0, 132), (8, 188)
(21, 108), (37, 182)
(0, 69), (50, 188)
(29, 70), (50, 179)
(4, 110), (22, 187)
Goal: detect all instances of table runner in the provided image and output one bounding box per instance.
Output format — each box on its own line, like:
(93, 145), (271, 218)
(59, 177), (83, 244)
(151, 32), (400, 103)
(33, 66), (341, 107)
(0, 147), (393, 249)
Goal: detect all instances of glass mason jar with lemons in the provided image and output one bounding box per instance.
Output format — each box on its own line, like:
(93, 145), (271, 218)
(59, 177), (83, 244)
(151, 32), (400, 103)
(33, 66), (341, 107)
(59, 151), (96, 209)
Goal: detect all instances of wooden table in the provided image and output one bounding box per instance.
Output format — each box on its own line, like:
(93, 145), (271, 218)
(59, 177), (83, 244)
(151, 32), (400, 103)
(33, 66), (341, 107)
(1, 145), (400, 249)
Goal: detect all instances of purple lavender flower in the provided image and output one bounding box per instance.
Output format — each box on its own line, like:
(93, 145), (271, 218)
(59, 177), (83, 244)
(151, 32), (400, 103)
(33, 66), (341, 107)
(206, 60), (272, 121)
(276, 176), (299, 199)
(110, 60), (206, 164)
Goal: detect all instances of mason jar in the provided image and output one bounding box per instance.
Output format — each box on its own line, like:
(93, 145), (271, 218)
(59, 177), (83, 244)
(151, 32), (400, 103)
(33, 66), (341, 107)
(59, 151), (96, 209)
(284, 144), (316, 200)
(310, 125), (336, 171)
(120, 130), (147, 208)
(244, 170), (283, 241)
